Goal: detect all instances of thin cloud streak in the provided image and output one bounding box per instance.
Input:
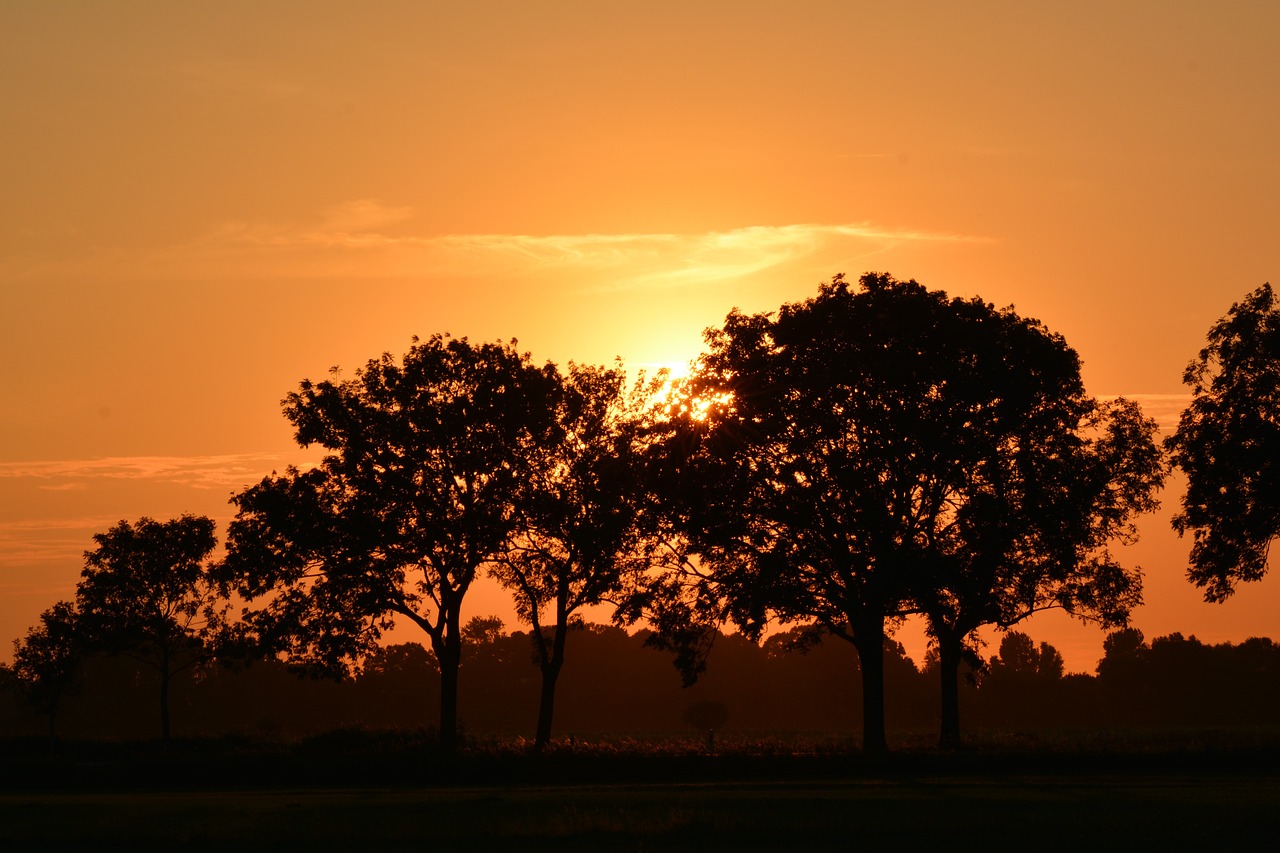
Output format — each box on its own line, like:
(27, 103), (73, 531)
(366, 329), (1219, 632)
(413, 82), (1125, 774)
(0, 452), (317, 490)
(3, 211), (993, 290)
(437, 223), (992, 291)
(1, 514), (237, 568)
(0, 516), (128, 568)
(1101, 393), (1190, 432)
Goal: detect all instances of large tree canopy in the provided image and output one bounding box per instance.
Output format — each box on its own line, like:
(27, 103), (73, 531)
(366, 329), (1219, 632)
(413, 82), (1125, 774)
(1167, 282), (1280, 601)
(661, 272), (1163, 752)
(664, 273), (1006, 752)
(221, 334), (562, 750)
(916, 390), (1164, 747)
(885, 293), (1165, 747)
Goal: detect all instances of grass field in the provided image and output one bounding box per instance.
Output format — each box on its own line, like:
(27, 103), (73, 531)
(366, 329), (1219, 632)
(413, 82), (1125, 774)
(2, 771), (1277, 852)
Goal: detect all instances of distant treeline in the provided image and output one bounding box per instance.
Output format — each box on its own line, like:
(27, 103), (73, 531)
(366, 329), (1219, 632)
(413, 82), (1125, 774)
(3, 622), (1276, 742)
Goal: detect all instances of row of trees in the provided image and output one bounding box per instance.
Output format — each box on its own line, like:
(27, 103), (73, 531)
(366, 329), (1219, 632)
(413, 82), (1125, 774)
(9, 274), (1277, 752)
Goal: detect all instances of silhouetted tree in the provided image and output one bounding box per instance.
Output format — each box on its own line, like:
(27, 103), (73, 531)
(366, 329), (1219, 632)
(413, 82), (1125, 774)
(664, 273), (1060, 753)
(1223, 637), (1280, 723)
(969, 632), (1070, 729)
(11, 600), (85, 743)
(75, 515), (223, 741)
(462, 614), (508, 650)
(915, 381), (1163, 747)
(1093, 628), (1280, 729)
(1167, 283), (1280, 600)
(1094, 627), (1148, 724)
(1096, 627), (1147, 683)
(221, 335), (561, 751)
(992, 632), (1065, 681)
(492, 362), (665, 748)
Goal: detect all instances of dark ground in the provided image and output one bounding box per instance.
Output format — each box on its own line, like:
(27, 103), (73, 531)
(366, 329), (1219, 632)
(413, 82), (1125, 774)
(2, 732), (1277, 851)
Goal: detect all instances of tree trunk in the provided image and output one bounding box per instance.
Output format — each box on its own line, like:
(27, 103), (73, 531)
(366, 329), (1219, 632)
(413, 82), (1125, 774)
(437, 636), (461, 752)
(937, 631), (963, 750)
(851, 618), (888, 755)
(534, 631), (566, 749)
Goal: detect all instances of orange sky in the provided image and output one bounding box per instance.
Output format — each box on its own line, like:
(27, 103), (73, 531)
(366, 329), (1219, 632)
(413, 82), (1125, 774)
(3, 1), (1278, 672)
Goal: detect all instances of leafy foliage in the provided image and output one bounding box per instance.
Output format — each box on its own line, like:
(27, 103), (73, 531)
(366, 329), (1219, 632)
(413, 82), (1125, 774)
(913, 361), (1163, 748)
(1167, 282), (1280, 600)
(491, 361), (668, 745)
(221, 334), (563, 747)
(75, 514), (223, 739)
(11, 600), (85, 733)
(494, 363), (663, 636)
(656, 273), (1164, 751)
(77, 515), (222, 655)
(919, 393), (1164, 639)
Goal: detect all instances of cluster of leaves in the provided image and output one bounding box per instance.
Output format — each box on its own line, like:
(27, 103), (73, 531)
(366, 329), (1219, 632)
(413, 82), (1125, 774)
(1166, 283), (1280, 600)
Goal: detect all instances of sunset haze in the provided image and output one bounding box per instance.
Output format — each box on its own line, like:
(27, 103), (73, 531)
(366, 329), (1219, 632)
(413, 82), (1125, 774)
(3, 0), (1278, 672)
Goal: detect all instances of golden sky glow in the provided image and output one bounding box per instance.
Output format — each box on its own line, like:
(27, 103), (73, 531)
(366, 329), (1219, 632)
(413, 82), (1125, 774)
(3, 1), (1279, 669)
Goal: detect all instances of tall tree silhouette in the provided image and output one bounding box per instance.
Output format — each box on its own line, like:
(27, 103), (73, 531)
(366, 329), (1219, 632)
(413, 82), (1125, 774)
(492, 362), (665, 748)
(663, 273), (1064, 753)
(75, 515), (223, 741)
(11, 600), (85, 743)
(911, 339), (1163, 749)
(1167, 283), (1280, 600)
(221, 335), (560, 751)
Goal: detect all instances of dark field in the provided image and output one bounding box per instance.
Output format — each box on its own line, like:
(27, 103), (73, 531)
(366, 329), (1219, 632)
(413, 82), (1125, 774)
(2, 735), (1278, 852)
(2, 774), (1277, 852)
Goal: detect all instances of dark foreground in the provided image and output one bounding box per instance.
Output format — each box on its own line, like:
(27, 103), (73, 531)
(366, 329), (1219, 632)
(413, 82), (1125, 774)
(2, 733), (1278, 851)
(3, 774), (1277, 852)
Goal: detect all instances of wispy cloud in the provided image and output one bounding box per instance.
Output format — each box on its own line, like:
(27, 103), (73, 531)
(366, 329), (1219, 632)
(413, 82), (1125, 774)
(602, 223), (986, 291)
(316, 198), (416, 233)
(3, 202), (993, 290)
(209, 215), (992, 290)
(0, 516), (129, 569)
(0, 452), (317, 491)
(0, 512), (238, 570)
(0, 457), (306, 568)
